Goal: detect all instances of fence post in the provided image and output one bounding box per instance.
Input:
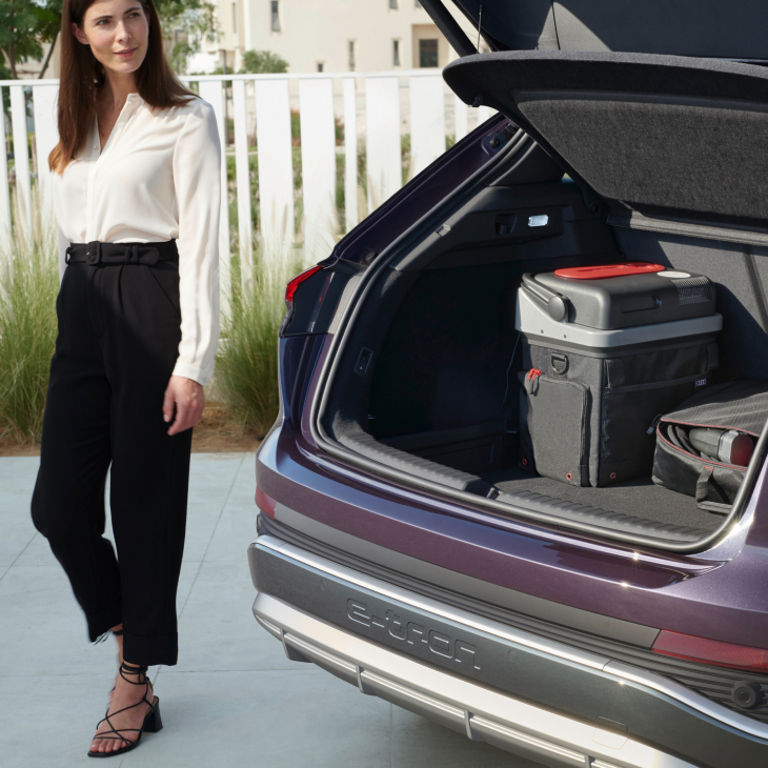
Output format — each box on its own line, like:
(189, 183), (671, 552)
(198, 79), (232, 318)
(0, 86), (10, 241)
(31, 83), (59, 225)
(253, 78), (294, 268)
(365, 76), (401, 211)
(342, 77), (359, 231)
(232, 79), (253, 294)
(409, 73), (446, 177)
(10, 85), (32, 233)
(476, 105), (496, 126)
(453, 92), (468, 141)
(299, 77), (338, 263)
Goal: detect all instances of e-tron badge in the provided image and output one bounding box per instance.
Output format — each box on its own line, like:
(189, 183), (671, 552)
(346, 598), (481, 671)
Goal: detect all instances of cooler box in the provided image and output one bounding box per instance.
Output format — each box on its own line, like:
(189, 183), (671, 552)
(515, 263), (722, 487)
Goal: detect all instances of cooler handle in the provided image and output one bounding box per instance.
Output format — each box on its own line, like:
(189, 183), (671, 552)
(520, 273), (570, 322)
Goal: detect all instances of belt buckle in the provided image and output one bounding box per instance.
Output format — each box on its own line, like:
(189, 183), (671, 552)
(85, 241), (101, 266)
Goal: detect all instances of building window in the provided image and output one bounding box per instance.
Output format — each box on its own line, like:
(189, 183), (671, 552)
(348, 40), (356, 71)
(419, 38), (438, 67)
(389, 0), (398, 8)
(392, 39), (401, 67)
(317, 61), (325, 72)
(271, 1), (280, 32)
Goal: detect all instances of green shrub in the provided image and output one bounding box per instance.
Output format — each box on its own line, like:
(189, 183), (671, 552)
(215, 253), (303, 437)
(0, 214), (58, 442)
(239, 50), (289, 75)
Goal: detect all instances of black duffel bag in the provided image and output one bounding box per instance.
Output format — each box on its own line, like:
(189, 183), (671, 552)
(652, 380), (768, 512)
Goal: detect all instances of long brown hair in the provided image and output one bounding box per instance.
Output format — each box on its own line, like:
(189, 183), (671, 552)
(49, 0), (194, 173)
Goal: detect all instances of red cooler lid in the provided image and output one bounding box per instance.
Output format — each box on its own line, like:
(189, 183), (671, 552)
(554, 262), (666, 280)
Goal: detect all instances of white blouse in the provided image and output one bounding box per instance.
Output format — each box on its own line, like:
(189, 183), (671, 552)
(52, 93), (221, 386)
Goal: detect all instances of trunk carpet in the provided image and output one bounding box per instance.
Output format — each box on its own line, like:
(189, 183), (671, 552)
(486, 469), (723, 533)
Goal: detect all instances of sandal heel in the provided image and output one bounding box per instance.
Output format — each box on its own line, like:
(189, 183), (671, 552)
(144, 700), (162, 733)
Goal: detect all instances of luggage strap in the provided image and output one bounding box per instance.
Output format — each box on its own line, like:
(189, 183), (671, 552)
(695, 465), (732, 515)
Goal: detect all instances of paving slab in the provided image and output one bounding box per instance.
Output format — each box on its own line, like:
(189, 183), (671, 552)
(118, 668), (393, 768)
(172, 560), (295, 673)
(0, 456), (40, 567)
(2, 674), (121, 768)
(0, 563), (94, 677)
(203, 460), (260, 564)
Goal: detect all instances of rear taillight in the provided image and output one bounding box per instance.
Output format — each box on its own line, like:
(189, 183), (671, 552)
(281, 260), (355, 337)
(285, 265), (323, 304)
(652, 629), (768, 673)
(255, 487), (276, 518)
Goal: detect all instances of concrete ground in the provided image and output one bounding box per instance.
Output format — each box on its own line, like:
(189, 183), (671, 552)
(1, 452), (542, 767)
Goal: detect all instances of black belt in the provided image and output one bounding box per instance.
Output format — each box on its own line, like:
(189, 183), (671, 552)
(65, 240), (178, 266)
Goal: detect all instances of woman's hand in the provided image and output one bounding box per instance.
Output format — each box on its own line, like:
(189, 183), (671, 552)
(162, 375), (205, 436)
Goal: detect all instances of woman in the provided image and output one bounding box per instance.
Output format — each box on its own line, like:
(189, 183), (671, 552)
(31, 0), (220, 757)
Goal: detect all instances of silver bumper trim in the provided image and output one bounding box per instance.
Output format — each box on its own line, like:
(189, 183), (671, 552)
(254, 592), (694, 768)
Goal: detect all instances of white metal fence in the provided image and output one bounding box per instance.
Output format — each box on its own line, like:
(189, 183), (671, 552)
(1, 71), (495, 312)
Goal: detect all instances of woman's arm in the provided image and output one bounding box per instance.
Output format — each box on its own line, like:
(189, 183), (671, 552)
(170, 98), (222, 387)
(164, 99), (221, 434)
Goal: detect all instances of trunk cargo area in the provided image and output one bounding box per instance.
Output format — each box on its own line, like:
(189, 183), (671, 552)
(318, 53), (768, 549)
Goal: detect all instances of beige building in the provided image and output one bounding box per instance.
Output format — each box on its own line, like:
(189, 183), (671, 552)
(10, 3), (475, 81)
(199, 0), (476, 73)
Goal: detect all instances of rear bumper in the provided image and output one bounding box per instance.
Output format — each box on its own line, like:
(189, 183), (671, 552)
(248, 534), (768, 768)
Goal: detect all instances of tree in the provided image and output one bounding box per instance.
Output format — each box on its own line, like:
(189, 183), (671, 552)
(239, 50), (289, 75)
(154, 0), (218, 74)
(0, 0), (216, 79)
(35, 0), (62, 79)
(0, 0), (60, 79)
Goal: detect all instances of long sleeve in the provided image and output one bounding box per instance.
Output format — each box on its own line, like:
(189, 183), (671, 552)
(170, 99), (221, 386)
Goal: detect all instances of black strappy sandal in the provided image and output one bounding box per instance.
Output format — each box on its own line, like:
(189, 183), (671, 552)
(87, 662), (162, 758)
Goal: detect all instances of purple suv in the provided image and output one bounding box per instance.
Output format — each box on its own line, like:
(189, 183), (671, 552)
(248, 3), (768, 766)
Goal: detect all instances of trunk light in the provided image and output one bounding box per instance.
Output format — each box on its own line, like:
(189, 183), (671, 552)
(652, 629), (768, 673)
(285, 265), (322, 303)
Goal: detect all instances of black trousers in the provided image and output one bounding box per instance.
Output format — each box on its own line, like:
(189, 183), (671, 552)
(31, 245), (191, 666)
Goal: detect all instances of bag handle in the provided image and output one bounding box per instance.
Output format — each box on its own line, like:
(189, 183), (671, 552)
(695, 465), (732, 514)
